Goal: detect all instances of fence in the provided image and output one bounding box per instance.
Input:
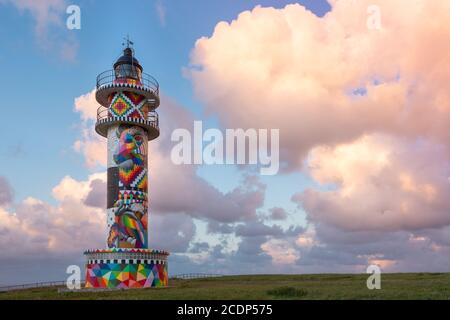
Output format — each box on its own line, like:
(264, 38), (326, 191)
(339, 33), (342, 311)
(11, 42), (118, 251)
(170, 273), (224, 280)
(0, 274), (224, 292)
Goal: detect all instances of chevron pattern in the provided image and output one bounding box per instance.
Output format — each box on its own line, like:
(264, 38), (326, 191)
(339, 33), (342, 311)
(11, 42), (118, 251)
(130, 168), (147, 190)
(119, 165), (144, 188)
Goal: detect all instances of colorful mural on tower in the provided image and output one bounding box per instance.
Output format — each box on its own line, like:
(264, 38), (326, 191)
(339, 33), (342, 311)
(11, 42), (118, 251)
(85, 262), (168, 288)
(107, 123), (149, 249)
(86, 46), (167, 289)
(108, 91), (149, 120)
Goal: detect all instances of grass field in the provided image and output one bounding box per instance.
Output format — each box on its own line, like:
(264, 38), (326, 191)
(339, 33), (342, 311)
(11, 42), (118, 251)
(1, 273), (450, 300)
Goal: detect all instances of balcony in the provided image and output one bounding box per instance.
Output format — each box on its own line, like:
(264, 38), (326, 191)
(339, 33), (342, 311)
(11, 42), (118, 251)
(95, 70), (160, 109)
(95, 106), (160, 141)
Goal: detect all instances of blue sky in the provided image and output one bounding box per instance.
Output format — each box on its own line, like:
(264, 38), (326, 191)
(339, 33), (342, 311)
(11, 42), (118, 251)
(0, 0), (329, 204)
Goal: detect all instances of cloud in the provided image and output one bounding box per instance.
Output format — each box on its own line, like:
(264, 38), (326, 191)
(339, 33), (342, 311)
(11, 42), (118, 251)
(0, 0), (65, 34)
(188, 1), (450, 170)
(82, 179), (106, 208)
(268, 207), (287, 220)
(0, 173), (106, 260)
(185, 1), (450, 272)
(149, 213), (195, 252)
(189, 242), (210, 254)
(0, 176), (14, 207)
(294, 134), (450, 232)
(0, 172), (199, 284)
(235, 221), (283, 237)
(74, 89), (98, 122)
(155, 0), (166, 27)
(0, 0), (79, 61)
(261, 239), (300, 265)
(73, 89), (105, 168)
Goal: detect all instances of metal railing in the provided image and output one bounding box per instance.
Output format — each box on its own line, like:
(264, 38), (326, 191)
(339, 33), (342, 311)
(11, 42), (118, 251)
(96, 106), (159, 129)
(0, 281), (84, 292)
(170, 273), (224, 280)
(96, 70), (159, 95)
(0, 274), (224, 292)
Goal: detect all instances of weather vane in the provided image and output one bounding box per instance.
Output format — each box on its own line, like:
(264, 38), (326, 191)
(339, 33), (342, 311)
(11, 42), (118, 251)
(122, 34), (134, 49)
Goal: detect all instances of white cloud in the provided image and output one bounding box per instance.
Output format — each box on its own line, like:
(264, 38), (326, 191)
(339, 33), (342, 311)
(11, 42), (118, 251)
(155, 0), (166, 26)
(0, 0), (79, 61)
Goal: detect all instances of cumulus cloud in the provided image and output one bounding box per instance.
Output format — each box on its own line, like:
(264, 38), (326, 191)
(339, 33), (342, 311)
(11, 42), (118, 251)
(0, 174), (198, 256)
(186, 1), (450, 272)
(188, 1), (450, 169)
(295, 134), (450, 232)
(149, 213), (195, 252)
(0, 173), (200, 284)
(0, 173), (106, 260)
(82, 179), (106, 208)
(73, 89), (106, 168)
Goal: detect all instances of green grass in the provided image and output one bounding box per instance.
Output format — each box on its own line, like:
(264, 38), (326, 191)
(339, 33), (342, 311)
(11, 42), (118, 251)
(1, 273), (450, 300)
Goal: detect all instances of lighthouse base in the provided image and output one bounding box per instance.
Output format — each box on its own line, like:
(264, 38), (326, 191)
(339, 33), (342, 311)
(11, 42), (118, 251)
(84, 248), (169, 289)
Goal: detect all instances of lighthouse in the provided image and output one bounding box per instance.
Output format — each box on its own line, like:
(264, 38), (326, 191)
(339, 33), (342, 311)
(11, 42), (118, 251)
(84, 41), (169, 289)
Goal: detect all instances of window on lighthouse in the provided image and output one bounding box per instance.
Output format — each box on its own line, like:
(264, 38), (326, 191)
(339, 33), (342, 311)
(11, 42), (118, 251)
(115, 64), (142, 80)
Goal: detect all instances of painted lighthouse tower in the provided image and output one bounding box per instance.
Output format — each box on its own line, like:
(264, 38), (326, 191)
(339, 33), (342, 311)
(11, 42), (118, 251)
(84, 41), (169, 288)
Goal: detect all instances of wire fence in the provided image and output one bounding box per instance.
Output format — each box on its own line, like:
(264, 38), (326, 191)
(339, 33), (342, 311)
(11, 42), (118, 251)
(0, 274), (225, 292)
(170, 273), (224, 280)
(0, 281), (71, 292)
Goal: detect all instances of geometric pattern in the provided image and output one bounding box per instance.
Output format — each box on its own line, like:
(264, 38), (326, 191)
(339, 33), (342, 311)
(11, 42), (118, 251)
(119, 165), (144, 188)
(130, 168), (147, 190)
(113, 78), (142, 86)
(110, 94), (133, 117)
(118, 190), (147, 204)
(108, 91), (147, 120)
(85, 248), (168, 255)
(85, 262), (168, 288)
(123, 91), (145, 106)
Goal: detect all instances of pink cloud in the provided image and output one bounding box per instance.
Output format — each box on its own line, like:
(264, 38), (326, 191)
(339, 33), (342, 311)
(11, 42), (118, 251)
(186, 1), (450, 271)
(0, 173), (106, 258)
(73, 89), (105, 168)
(295, 134), (450, 232)
(188, 1), (450, 169)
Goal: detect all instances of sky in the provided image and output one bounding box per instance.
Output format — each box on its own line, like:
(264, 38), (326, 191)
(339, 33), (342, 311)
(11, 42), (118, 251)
(0, 0), (449, 285)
